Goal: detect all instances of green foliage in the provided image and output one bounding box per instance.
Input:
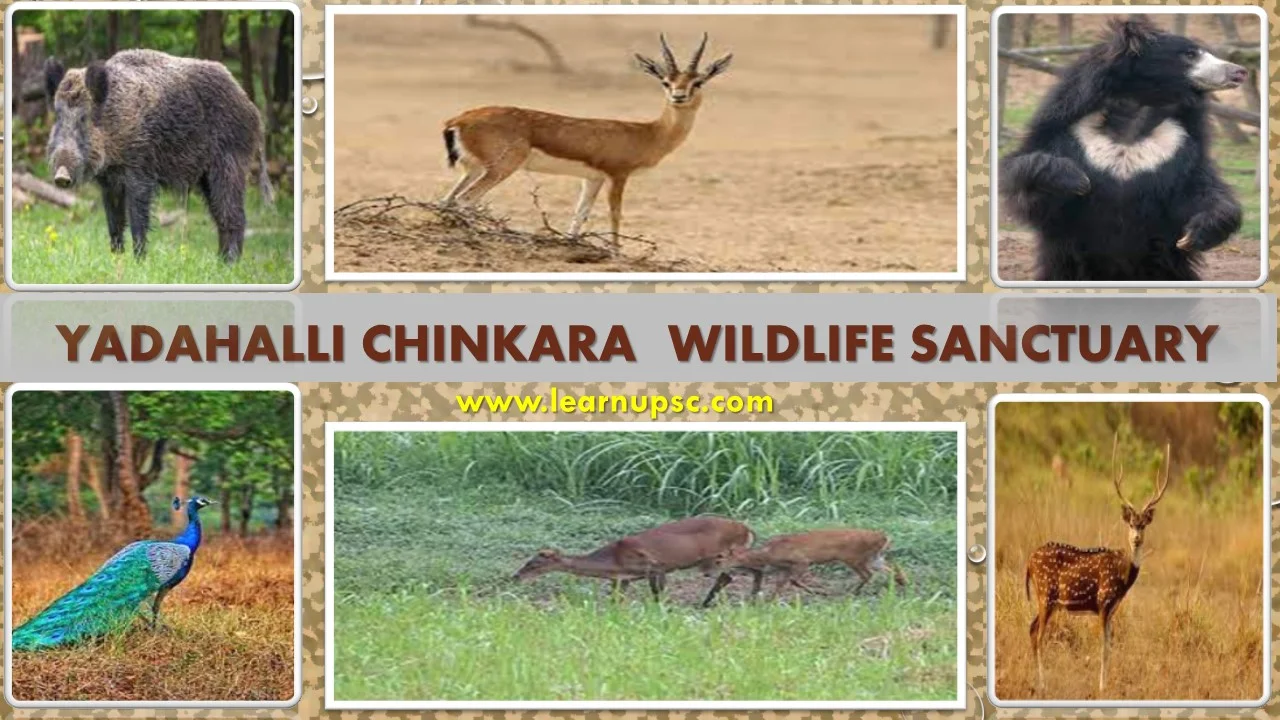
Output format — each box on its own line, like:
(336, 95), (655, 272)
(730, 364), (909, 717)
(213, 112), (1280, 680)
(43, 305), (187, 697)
(994, 401), (1263, 509)
(10, 390), (294, 529)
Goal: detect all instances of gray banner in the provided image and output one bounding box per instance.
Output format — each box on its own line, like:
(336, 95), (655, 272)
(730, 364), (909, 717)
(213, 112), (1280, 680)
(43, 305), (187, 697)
(1, 293), (1273, 382)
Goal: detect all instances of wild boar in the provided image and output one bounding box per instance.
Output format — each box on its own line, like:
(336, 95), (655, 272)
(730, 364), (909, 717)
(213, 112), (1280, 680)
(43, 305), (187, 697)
(44, 49), (273, 263)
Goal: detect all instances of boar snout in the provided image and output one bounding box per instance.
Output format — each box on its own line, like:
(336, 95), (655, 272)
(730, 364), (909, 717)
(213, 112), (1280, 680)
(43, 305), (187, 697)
(53, 166), (73, 189)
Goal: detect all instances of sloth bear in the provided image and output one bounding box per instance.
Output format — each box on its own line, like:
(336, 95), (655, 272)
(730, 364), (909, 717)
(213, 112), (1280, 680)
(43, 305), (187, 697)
(1000, 18), (1249, 282)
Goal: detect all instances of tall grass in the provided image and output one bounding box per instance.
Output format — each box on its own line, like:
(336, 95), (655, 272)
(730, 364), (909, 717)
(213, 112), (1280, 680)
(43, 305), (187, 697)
(335, 430), (957, 518)
(992, 402), (1264, 701)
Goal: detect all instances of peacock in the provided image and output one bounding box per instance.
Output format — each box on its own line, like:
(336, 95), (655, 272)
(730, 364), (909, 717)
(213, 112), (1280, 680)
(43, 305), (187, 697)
(12, 495), (215, 651)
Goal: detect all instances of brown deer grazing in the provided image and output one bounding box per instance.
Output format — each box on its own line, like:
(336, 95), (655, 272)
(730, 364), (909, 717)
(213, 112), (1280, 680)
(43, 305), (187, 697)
(703, 528), (908, 606)
(1025, 436), (1171, 694)
(512, 515), (753, 603)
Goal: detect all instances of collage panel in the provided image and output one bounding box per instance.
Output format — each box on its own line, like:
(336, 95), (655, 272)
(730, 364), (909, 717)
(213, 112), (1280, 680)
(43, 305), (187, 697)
(324, 421), (967, 709)
(324, 5), (966, 281)
(986, 393), (1271, 707)
(3, 1), (303, 291)
(991, 7), (1268, 288)
(0, 0), (1275, 717)
(3, 383), (302, 707)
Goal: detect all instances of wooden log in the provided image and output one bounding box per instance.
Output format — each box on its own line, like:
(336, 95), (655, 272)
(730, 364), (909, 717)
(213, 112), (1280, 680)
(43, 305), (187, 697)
(11, 187), (33, 206)
(998, 49), (1260, 127)
(13, 172), (78, 207)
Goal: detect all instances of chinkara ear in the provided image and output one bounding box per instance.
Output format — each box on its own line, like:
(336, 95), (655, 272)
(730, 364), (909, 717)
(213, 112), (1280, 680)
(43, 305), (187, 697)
(635, 54), (666, 80)
(701, 53), (734, 82)
(85, 61), (110, 105)
(172, 496), (182, 511)
(44, 58), (66, 101)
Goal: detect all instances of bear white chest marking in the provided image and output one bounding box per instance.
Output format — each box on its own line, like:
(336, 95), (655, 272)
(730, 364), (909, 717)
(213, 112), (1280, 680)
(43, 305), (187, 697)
(1071, 112), (1187, 181)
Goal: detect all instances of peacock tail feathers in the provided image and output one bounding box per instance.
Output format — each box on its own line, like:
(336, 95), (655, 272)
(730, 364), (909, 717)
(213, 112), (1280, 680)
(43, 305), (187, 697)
(12, 541), (189, 651)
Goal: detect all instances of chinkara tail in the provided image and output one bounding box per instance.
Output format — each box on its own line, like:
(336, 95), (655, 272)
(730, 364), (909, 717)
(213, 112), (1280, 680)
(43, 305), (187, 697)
(12, 552), (159, 651)
(444, 127), (461, 168)
(1025, 564), (1032, 602)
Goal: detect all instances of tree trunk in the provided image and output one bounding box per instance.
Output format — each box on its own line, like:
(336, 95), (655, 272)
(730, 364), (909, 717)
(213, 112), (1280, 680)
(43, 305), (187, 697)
(238, 16), (258, 103)
(1173, 15), (1188, 36)
(65, 431), (85, 523)
(931, 16), (950, 50)
(258, 22), (277, 169)
(130, 11), (143, 47)
(997, 13), (1014, 140)
(84, 456), (111, 520)
(1216, 14), (1241, 42)
(109, 391), (152, 538)
(275, 472), (290, 530)
(220, 479), (233, 533)
(97, 397), (121, 514)
(239, 486), (254, 536)
(196, 12), (225, 61)
(106, 13), (120, 57)
(1019, 15), (1035, 47)
(1057, 16), (1072, 45)
(173, 454), (191, 529)
(274, 11), (293, 103)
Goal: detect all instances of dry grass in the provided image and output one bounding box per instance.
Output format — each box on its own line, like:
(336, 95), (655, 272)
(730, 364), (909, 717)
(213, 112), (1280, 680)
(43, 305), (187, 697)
(991, 403), (1265, 702)
(10, 528), (295, 702)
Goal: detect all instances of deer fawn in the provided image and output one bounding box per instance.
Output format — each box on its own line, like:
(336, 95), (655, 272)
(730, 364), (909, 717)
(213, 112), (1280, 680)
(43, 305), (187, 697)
(1025, 436), (1171, 694)
(703, 529), (908, 606)
(441, 33), (733, 246)
(512, 515), (753, 603)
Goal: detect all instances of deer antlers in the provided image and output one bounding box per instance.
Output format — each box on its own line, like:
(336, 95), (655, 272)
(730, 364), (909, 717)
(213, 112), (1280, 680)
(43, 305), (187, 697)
(1111, 433), (1172, 513)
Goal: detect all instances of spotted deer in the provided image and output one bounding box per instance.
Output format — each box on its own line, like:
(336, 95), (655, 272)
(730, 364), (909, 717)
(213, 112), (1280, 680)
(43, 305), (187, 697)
(440, 33), (733, 246)
(1025, 435), (1171, 694)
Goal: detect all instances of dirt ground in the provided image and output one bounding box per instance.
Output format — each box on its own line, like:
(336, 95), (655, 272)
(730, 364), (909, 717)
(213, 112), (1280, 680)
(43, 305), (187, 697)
(331, 14), (959, 275)
(998, 230), (1263, 283)
(996, 13), (1264, 283)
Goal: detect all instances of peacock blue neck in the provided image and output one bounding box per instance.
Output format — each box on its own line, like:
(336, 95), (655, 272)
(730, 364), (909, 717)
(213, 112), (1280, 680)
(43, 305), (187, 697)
(173, 499), (203, 552)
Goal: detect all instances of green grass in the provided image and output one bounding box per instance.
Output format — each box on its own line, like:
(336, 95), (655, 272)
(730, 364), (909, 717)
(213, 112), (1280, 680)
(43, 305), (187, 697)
(335, 593), (956, 702)
(9, 184), (293, 286)
(332, 430), (959, 703)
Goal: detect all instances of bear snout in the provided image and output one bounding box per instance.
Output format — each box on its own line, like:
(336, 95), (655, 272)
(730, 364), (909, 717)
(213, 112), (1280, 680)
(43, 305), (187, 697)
(1225, 64), (1249, 87)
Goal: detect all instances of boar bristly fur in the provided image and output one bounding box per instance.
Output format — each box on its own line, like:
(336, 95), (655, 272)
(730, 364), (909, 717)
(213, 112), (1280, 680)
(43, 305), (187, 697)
(45, 50), (273, 263)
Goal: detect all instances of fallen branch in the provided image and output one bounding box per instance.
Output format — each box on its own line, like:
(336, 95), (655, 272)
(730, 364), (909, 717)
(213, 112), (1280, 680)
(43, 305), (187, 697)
(335, 194), (656, 258)
(999, 49), (1260, 127)
(1012, 43), (1259, 63)
(11, 187), (32, 206)
(464, 15), (569, 73)
(13, 172), (78, 207)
